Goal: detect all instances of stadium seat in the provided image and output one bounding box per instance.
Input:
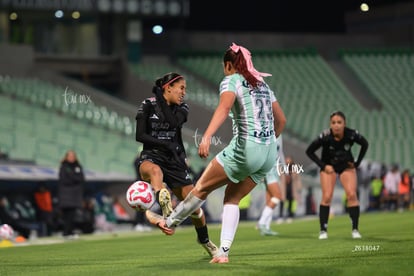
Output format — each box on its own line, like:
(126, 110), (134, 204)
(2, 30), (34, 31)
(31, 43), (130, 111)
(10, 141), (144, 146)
(176, 49), (413, 169)
(342, 50), (414, 168)
(0, 77), (142, 176)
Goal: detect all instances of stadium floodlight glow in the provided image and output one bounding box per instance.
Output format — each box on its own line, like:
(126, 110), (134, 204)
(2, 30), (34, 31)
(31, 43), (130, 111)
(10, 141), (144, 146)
(152, 25), (164, 35)
(55, 10), (64, 18)
(9, 12), (18, 20)
(72, 11), (81, 19)
(360, 3), (369, 12)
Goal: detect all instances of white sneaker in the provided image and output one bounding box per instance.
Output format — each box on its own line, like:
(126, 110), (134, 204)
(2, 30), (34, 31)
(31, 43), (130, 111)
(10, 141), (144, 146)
(258, 225), (278, 236)
(276, 218), (284, 225)
(319, 231), (328, 240)
(200, 240), (219, 257)
(352, 229), (362, 239)
(158, 188), (173, 218)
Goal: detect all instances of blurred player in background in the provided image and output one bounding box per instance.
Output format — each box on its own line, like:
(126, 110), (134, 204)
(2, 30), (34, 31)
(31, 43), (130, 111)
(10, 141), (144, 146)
(135, 72), (218, 257)
(257, 135), (284, 236)
(306, 111), (368, 239)
(146, 43), (286, 264)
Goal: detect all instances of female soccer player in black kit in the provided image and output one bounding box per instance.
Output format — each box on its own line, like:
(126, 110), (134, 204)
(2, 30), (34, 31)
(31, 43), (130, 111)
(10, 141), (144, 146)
(135, 72), (218, 257)
(306, 111), (368, 239)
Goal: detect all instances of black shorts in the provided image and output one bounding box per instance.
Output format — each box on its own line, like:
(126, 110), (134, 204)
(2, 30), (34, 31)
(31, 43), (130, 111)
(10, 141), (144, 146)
(137, 150), (193, 189)
(320, 162), (353, 174)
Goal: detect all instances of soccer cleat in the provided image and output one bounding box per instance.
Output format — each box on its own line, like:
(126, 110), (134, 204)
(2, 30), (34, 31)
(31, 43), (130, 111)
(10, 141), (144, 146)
(352, 229), (362, 239)
(258, 225), (278, 236)
(319, 231), (328, 240)
(158, 188), (173, 218)
(200, 240), (219, 257)
(145, 210), (175, 235)
(209, 255), (229, 264)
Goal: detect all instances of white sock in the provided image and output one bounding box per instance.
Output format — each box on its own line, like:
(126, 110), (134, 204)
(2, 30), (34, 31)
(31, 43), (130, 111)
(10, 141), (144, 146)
(166, 192), (204, 227)
(265, 208), (273, 228)
(258, 206), (273, 229)
(219, 204), (240, 255)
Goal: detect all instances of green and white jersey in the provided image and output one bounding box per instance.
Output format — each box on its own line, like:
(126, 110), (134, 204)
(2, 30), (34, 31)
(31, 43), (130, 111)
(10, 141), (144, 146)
(219, 73), (277, 144)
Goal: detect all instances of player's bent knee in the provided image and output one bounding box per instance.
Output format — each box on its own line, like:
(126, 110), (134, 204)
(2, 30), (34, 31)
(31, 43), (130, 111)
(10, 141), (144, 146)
(190, 208), (204, 219)
(148, 166), (163, 178)
(271, 197), (281, 205)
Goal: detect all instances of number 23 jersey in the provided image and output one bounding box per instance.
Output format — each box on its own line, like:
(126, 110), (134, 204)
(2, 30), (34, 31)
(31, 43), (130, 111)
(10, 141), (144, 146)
(219, 73), (277, 145)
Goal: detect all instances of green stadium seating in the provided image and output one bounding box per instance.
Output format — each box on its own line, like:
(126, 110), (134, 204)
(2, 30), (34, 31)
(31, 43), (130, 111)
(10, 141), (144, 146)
(0, 79), (138, 176)
(342, 51), (414, 168)
(174, 49), (414, 169)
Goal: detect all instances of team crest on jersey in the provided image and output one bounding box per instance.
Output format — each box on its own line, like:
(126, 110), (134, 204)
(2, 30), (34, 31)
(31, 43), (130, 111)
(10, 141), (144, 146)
(344, 143), (350, 151)
(185, 173), (191, 180)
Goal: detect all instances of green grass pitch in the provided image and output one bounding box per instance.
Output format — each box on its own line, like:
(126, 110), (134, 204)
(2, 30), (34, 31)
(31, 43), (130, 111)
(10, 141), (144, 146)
(1, 211), (413, 276)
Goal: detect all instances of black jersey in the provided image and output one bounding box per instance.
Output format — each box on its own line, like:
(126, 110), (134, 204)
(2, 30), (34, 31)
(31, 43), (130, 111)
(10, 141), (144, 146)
(306, 127), (368, 173)
(135, 97), (192, 187)
(135, 96), (189, 157)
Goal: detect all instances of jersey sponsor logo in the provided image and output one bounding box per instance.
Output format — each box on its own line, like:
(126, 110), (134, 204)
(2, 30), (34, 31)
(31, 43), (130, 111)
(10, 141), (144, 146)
(248, 82), (269, 95)
(151, 121), (170, 130)
(253, 129), (274, 138)
(151, 130), (176, 138)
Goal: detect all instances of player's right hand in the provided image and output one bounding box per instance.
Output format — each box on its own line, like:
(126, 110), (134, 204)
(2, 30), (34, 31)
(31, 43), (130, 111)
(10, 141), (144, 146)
(198, 136), (211, 158)
(323, 165), (335, 174)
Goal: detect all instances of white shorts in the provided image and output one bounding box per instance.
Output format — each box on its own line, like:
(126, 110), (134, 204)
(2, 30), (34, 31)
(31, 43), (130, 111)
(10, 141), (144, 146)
(216, 137), (277, 185)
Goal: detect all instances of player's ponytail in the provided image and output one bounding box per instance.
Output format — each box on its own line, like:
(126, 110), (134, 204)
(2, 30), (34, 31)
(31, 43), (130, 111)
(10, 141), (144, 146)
(225, 43), (271, 88)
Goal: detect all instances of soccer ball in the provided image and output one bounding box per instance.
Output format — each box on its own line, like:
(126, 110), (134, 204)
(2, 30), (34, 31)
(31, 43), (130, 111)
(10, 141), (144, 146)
(0, 224), (14, 240)
(126, 181), (156, 211)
